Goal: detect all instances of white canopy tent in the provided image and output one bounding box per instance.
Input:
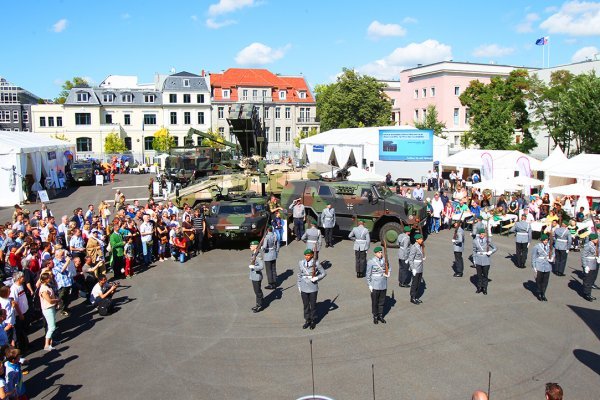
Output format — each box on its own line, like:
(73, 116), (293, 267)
(321, 166), (385, 182)
(0, 132), (74, 206)
(545, 183), (600, 197)
(472, 179), (523, 193)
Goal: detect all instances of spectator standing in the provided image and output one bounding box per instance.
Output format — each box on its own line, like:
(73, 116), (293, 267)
(430, 193), (444, 233)
(109, 224), (125, 280)
(52, 250), (74, 316)
(38, 272), (59, 351)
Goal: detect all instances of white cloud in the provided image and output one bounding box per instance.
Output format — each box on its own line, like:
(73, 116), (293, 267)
(208, 0), (255, 16)
(357, 39), (452, 79)
(571, 46), (599, 61)
(540, 1), (600, 35)
(206, 18), (236, 29)
(402, 16), (418, 24)
(473, 44), (515, 58)
(516, 12), (540, 33)
(367, 20), (406, 39)
(235, 42), (290, 65)
(52, 19), (68, 33)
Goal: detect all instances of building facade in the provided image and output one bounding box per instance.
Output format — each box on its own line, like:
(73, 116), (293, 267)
(380, 80), (401, 125)
(210, 68), (319, 160)
(0, 77), (41, 132)
(31, 71), (211, 161)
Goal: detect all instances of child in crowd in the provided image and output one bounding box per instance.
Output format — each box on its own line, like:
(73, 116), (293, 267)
(124, 235), (134, 279)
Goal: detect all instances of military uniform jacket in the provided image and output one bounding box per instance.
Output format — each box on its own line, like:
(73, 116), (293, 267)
(297, 259), (326, 293)
(366, 256), (389, 290)
(581, 242), (599, 271)
(532, 243), (552, 272)
(397, 233), (410, 260)
(452, 227), (465, 252)
(472, 237), (497, 266)
(249, 253), (265, 281)
(302, 227), (322, 252)
(472, 221), (485, 238)
(553, 227), (572, 251)
(349, 226), (370, 251)
(320, 208), (336, 229)
(510, 221), (532, 243)
(408, 243), (425, 274)
(261, 232), (279, 262)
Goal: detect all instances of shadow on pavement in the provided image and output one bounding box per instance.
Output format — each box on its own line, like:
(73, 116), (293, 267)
(573, 349), (600, 376)
(315, 294), (339, 325)
(522, 280), (538, 299)
(383, 290), (397, 317)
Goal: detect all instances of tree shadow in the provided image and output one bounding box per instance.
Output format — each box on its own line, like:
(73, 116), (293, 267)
(522, 280), (538, 299)
(276, 269), (294, 287)
(567, 305), (600, 341)
(315, 294), (339, 325)
(573, 349), (600, 376)
(383, 290), (397, 317)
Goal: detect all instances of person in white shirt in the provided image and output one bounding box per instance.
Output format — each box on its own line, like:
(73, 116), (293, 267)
(412, 184), (424, 202)
(139, 214), (154, 267)
(430, 193), (444, 234)
(9, 272), (29, 351)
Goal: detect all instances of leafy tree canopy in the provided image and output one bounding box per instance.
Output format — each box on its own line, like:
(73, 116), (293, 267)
(104, 131), (127, 154)
(152, 127), (175, 153)
(414, 105), (447, 138)
(55, 77), (90, 104)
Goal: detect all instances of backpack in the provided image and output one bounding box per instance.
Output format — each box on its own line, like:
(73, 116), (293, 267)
(97, 299), (113, 316)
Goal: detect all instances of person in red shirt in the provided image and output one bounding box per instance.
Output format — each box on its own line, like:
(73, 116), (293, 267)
(173, 232), (187, 263)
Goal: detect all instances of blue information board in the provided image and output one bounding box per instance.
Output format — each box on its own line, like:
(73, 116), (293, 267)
(312, 145), (324, 153)
(378, 129), (433, 161)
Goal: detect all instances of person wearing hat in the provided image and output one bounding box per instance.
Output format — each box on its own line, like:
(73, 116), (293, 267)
(471, 215), (485, 240)
(320, 203), (336, 248)
(452, 220), (465, 277)
(581, 233), (599, 302)
(366, 246), (390, 324)
(349, 220), (370, 278)
(532, 234), (552, 301)
(297, 248), (326, 329)
(302, 219), (322, 259)
(552, 218), (572, 276)
(248, 240), (265, 312)
(510, 214), (532, 269)
(408, 234), (425, 304)
(472, 228), (497, 295)
(261, 226), (280, 290)
(397, 225), (411, 287)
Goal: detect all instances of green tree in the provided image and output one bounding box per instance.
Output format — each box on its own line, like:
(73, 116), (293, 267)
(293, 127), (318, 148)
(414, 105), (447, 138)
(200, 129), (227, 150)
(460, 69), (536, 152)
(104, 131), (127, 154)
(152, 127), (175, 153)
(55, 77), (90, 104)
(315, 68), (392, 131)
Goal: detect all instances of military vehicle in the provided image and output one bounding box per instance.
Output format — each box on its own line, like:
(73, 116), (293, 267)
(280, 179), (427, 247)
(205, 196), (269, 246)
(69, 161), (95, 184)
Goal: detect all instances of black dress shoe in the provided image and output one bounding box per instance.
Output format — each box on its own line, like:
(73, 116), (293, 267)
(309, 322), (316, 330)
(542, 295), (548, 301)
(264, 285), (273, 290)
(453, 273), (463, 277)
(251, 306), (258, 312)
(357, 272), (361, 278)
(377, 315), (387, 324)
(253, 306), (263, 313)
(482, 289), (487, 295)
(325, 244), (329, 248)
(373, 317), (378, 324)
(302, 321), (311, 329)
(476, 288), (482, 293)
(592, 284), (600, 290)
(537, 294), (543, 301)
(584, 295), (596, 301)
(410, 298), (420, 305)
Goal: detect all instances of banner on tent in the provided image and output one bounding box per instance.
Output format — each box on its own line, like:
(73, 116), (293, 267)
(312, 145), (324, 153)
(38, 190), (49, 203)
(47, 151), (56, 161)
(378, 129), (433, 161)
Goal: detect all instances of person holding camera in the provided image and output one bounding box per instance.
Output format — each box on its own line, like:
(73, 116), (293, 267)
(90, 274), (119, 315)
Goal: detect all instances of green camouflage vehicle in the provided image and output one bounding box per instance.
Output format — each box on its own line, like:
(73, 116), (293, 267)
(69, 161), (95, 184)
(280, 180), (427, 247)
(205, 196), (269, 246)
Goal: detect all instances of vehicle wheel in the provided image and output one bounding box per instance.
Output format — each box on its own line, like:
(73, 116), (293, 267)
(379, 222), (402, 248)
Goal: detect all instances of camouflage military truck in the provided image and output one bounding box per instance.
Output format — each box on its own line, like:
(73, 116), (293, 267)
(69, 161), (95, 184)
(205, 196), (269, 246)
(280, 180), (427, 247)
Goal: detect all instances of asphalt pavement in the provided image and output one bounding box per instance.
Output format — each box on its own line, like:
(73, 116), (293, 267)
(5, 174), (599, 400)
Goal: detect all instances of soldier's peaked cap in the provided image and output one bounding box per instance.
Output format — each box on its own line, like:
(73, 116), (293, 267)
(414, 234), (423, 240)
(250, 240), (259, 246)
(304, 249), (314, 255)
(373, 246), (382, 253)
(478, 228), (486, 234)
(590, 233), (598, 240)
(404, 226), (412, 232)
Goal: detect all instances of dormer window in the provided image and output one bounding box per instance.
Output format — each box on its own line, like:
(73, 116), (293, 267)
(222, 89), (230, 99)
(144, 94), (156, 103)
(76, 92), (90, 102)
(298, 91), (306, 99)
(183, 79), (190, 87)
(279, 90), (286, 100)
(122, 93), (133, 103)
(103, 93), (115, 103)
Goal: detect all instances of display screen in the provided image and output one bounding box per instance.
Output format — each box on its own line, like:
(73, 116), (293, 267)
(378, 129), (433, 161)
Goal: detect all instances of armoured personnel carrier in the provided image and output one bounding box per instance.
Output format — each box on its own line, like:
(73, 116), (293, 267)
(205, 195), (269, 246)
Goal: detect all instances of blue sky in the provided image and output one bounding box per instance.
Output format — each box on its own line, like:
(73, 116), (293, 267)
(4, 0), (600, 99)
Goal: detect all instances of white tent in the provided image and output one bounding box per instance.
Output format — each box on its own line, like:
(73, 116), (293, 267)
(0, 132), (74, 206)
(442, 149), (542, 181)
(540, 146), (568, 171)
(545, 183), (600, 197)
(321, 166), (385, 182)
(546, 153), (600, 181)
(473, 179), (522, 193)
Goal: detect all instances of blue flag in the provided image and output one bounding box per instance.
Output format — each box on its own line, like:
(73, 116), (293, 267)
(535, 37), (548, 46)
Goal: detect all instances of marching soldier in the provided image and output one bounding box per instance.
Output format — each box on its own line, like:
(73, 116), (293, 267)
(408, 234), (425, 304)
(471, 216), (484, 240)
(349, 220), (370, 278)
(366, 246), (389, 324)
(452, 220), (465, 277)
(261, 226), (280, 289)
(552, 218), (572, 276)
(302, 220), (322, 259)
(397, 226), (411, 287)
(297, 249), (326, 329)
(510, 214), (532, 269)
(472, 229), (497, 295)
(248, 240), (264, 313)
(581, 233), (599, 302)
(532, 234), (552, 301)
(320, 203), (336, 248)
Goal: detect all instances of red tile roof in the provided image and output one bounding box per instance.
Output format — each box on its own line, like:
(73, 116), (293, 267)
(210, 68), (314, 103)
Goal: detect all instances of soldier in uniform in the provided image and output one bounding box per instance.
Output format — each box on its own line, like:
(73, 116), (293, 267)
(261, 226), (280, 289)
(297, 249), (326, 329)
(472, 229), (497, 295)
(349, 220), (370, 278)
(552, 218), (572, 276)
(452, 220), (465, 277)
(408, 234), (425, 304)
(289, 198), (306, 241)
(532, 234), (552, 301)
(302, 220), (322, 259)
(510, 214), (532, 269)
(248, 240), (264, 313)
(581, 233), (599, 302)
(471, 216), (484, 240)
(320, 203), (336, 248)
(397, 225), (411, 287)
(366, 246), (390, 324)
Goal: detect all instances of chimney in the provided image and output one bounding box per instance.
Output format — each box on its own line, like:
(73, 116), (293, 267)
(201, 69), (205, 77)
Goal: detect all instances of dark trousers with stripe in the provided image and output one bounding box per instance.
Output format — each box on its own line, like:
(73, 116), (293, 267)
(398, 259), (410, 285)
(371, 289), (386, 316)
(454, 251), (464, 274)
(515, 242), (528, 268)
(535, 271), (550, 295)
(583, 268), (598, 297)
(355, 250), (367, 274)
(554, 249), (568, 274)
(410, 272), (422, 298)
(475, 265), (490, 290)
(265, 260), (277, 285)
(301, 291), (318, 322)
(252, 280), (263, 307)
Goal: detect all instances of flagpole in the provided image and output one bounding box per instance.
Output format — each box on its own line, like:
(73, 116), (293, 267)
(547, 37), (550, 68)
(542, 44), (545, 68)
